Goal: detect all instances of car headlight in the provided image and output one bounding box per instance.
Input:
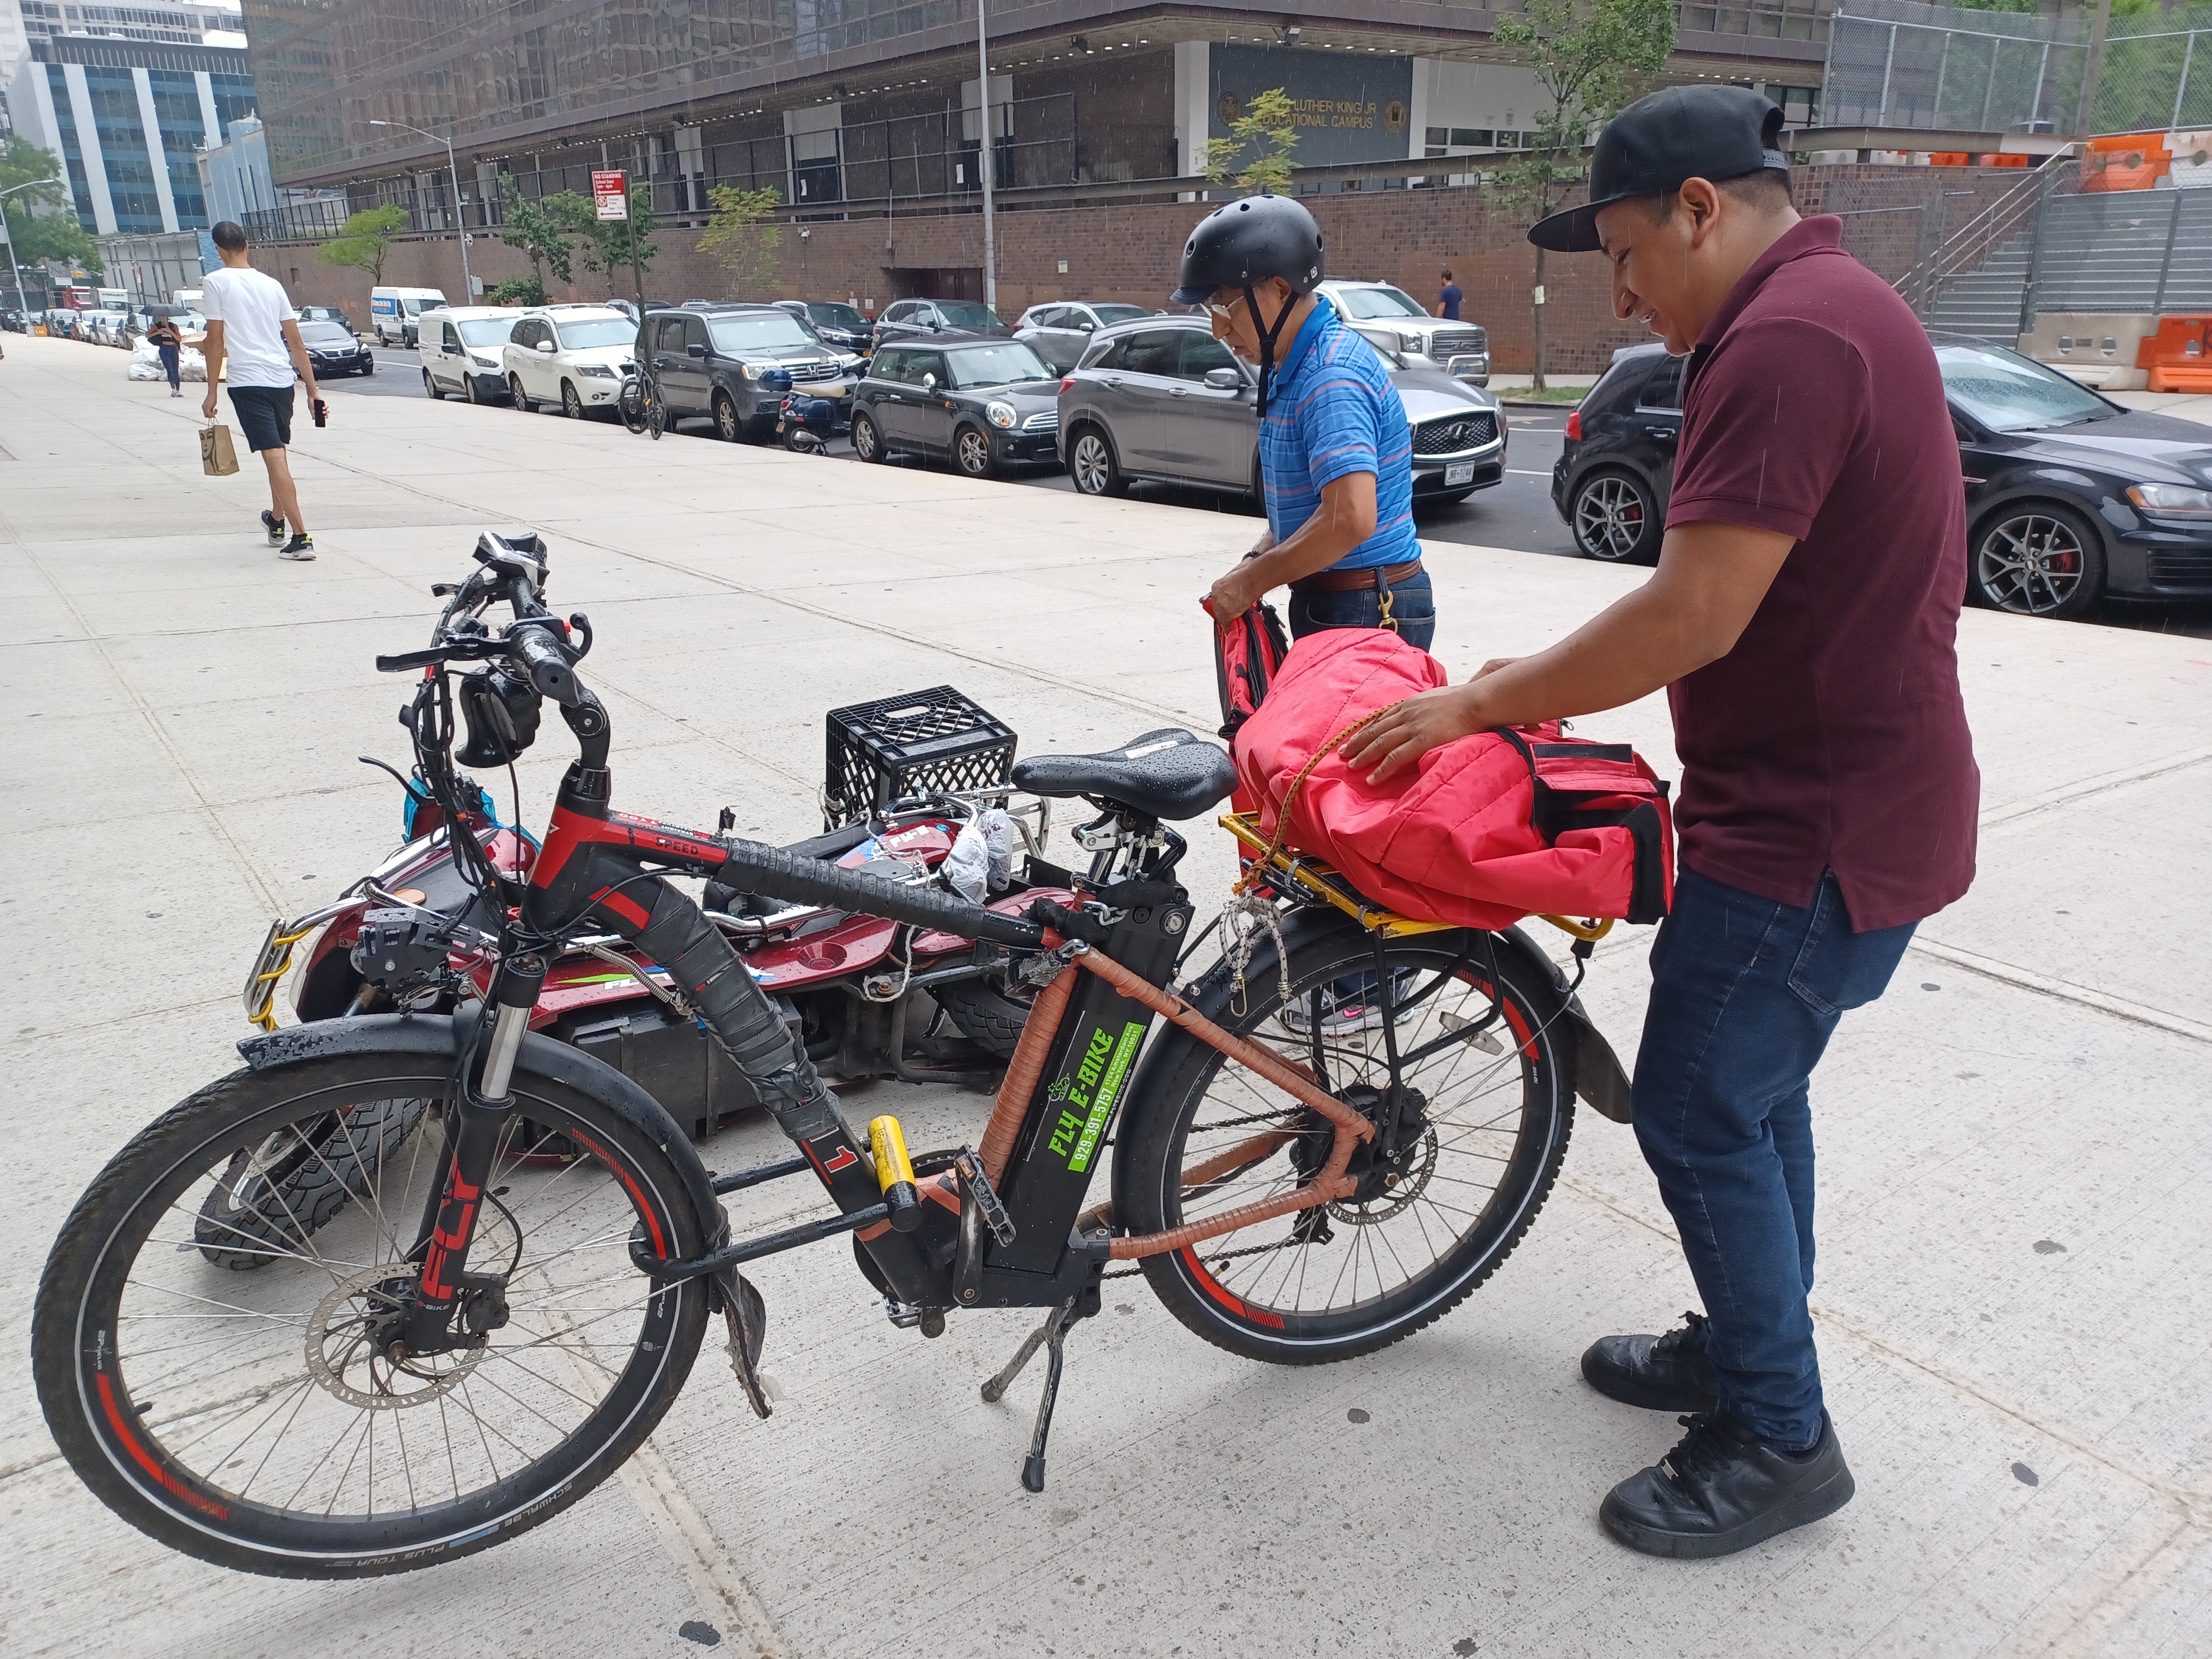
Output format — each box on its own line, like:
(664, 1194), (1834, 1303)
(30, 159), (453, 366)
(987, 400), (1016, 429)
(576, 363), (616, 378)
(742, 362), (773, 380)
(468, 354), (496, 369)
(2126, 482), (2212, 517)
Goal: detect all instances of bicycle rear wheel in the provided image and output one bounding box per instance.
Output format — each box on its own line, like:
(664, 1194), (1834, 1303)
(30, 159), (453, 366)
(33, 1049), (712, 1577)
(1117, 922), (1573, 1364)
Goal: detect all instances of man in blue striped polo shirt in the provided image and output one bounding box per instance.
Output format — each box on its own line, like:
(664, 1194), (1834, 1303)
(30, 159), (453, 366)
(1175, 194), (1433, 648)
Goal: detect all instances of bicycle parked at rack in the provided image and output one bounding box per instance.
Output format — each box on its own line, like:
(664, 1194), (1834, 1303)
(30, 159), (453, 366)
(33, 531), (1627, 1578)
(618, 362), (665, 439)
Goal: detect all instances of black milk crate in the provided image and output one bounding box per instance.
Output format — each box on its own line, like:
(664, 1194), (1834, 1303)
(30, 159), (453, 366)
(822, 686), (1018, 830)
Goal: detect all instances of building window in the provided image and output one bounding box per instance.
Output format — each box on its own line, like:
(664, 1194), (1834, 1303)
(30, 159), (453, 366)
(1766, 85), (1818, 127)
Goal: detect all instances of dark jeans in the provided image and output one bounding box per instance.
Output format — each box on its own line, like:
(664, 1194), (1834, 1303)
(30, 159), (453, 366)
(1286, 567), (1435, 651)
(158, 343), (180, 389)
(1630, 867), (1915, 1447)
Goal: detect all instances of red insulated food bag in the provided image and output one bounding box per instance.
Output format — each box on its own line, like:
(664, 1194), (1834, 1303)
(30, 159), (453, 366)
(1208, 597), (1291, 741)
(1235, 629), (1674, 930)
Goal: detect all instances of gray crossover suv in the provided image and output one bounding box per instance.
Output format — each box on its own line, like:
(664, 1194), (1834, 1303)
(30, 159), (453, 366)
(1316, 280), (1490, 385)
(1056, 315), (1506, 506)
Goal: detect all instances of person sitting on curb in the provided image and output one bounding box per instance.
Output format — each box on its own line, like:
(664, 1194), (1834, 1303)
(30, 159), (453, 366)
(199, 220), (321, 561)
(1345, 85), (1979, 1560)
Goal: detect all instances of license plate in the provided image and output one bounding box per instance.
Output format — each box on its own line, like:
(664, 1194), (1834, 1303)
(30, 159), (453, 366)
(1445, 461), (1475, 486)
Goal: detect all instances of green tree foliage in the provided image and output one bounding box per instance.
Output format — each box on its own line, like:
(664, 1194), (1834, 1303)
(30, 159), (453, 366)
(1206, 88), (1300, 191)
(496, 176), (573, 291)
(696, 185), (784, 297)
(488, 275), (545, 306)
(317, 204), (411, 286)
(1491, 0), (1676, 388)
(566, 184), (658, 304)
(1, 135), (101, 279)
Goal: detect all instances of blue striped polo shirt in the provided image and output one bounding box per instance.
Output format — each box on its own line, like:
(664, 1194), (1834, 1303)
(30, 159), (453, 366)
(1259, 295), (1420, 573)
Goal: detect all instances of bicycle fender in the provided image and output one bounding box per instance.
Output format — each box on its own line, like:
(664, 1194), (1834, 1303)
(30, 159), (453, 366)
(236, 1010), (721, 1223)
(1493, 925), (1631, 1126)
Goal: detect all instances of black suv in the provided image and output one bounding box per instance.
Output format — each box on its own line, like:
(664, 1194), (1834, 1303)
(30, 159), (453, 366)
(776, 299), (874, 357)
(637, 303), (863, 441)
(870, 298), (1014, 352)
(851, 337), (1061, 477)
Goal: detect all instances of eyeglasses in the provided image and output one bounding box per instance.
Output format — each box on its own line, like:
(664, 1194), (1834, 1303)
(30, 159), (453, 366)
(1202, 295), (1246, 320)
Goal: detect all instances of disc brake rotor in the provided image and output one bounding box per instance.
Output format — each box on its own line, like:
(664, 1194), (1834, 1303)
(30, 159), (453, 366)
(306, 1264), (487, 1410)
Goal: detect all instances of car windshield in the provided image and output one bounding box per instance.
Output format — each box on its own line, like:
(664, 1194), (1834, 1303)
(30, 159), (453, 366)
(456, 317), (515, 347)
(556, 317), (637, 349)
(1092, 304), (1149, 325)
(935, 301), (1005, 330)
(299, 323), (353, 345)
(1334, 286), (1428, 320)
(400, 296), (444, 315)
(706, 312), (817, 352)
(807, 302), (869, 330)
(1938, 343), (2119, 431)
(947, 342), (1054, 388)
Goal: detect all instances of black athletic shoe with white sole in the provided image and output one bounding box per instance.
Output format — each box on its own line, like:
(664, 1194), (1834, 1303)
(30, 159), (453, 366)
(260, 509), (285, 545)
(1582, 1310), (1722, 1413)
(1600, 1411), (1854, 1559)
(278, 534), (315, 561)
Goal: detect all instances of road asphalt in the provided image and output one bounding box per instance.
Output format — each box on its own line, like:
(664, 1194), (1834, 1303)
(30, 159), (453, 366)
(4, 333), (2210, 1659)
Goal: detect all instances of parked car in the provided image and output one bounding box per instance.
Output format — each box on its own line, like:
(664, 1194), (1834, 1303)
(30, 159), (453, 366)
(639, 303), (863, 441)
(418, 306), (520, 403)
(775, 299), (875, 357)
(871, 298), (1014, 352)
(1056, 313), (1506, 507)
(502, 306), (637, 418)
(851, 337), (1061, 477)
(297, 305), (355, 333)
(1316, 280), (1490, 387)
(1013, 301), (1155, 372)
(369, 285), (449, 346)
(299, 317), (374, 376)
(1552, 335), (2212, 618)
(2, 307), (28, 332)
(84, 310), (132, 347)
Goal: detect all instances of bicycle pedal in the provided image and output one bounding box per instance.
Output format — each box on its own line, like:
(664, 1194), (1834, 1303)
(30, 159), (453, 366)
(712, 1265), (772, 1420)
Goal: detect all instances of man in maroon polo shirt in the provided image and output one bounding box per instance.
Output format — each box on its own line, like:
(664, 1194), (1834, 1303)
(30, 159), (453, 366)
(1345, 85), (1978, 1557)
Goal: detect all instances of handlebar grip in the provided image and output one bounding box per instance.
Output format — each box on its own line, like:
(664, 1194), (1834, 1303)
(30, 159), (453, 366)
(507, 623), (580, 707)
(716, 837), (1047, 948)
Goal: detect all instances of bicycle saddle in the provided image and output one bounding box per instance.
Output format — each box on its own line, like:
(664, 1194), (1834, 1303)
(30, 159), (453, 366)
(1011, 727), (1239, 821)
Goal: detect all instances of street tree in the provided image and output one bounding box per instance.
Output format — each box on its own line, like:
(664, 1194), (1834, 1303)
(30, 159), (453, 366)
(1, 135), (102, 282)
(1206, 88), (1300, 191)
(317, 204), (411, 287)
(497, 176), (574, 294)
(696, 185), (784, 298)
(1491, 0), (1676, 390)
(545, 188), (658, 306)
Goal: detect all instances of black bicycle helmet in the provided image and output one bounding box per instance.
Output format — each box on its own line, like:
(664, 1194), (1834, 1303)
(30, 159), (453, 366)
(1171, 192), (1324, 416)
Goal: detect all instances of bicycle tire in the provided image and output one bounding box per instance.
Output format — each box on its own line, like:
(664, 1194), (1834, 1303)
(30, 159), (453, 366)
(193, 1092), (429, 1269)
(930, 974), (1033, 1059)
(1115, 921), (1572, 1365)
(34, 1048), (712, 1577)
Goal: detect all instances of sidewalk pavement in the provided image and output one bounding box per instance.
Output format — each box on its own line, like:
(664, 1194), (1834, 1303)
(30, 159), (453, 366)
(2, 335), (2208, 1659)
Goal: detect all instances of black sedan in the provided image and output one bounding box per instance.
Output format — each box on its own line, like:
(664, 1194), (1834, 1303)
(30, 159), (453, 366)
(776, 299), (875, 358)
(299, 319), (374, 377)
(871, 298), (1015, 353)
(850, 338), (1061, 478)
(1552, 336), (2212, 618)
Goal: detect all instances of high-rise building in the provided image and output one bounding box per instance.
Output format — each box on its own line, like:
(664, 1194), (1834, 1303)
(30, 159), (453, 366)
(1, 1), (243, 135)
(7, 30), (257, 233)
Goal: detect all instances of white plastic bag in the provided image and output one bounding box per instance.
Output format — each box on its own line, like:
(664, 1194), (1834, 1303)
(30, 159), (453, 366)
(979, 807), (1015, 894)
(179, 346), (207, 382)
(945, 818), (990, 904)
(128, 338), (163, 380)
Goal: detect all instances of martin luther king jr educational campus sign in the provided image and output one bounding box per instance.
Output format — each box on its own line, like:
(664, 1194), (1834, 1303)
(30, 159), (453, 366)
(1208, 45), (1414, 169)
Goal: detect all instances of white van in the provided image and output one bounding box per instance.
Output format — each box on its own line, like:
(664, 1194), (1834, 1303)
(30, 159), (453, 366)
(369, 285), (449, 346)
(417, 305), (522, 404)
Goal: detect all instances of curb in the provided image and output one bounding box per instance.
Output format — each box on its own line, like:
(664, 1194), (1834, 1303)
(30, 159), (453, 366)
(1499, 397), (1583, 410)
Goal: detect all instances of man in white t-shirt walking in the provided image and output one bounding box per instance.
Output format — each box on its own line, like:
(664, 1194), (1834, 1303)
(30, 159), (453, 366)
(200, 220), (322, 561)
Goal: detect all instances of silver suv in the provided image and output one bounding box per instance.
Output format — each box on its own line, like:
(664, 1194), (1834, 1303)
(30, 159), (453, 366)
(1316, 280), (1489, 385)
(1057, 314), (1506, 505)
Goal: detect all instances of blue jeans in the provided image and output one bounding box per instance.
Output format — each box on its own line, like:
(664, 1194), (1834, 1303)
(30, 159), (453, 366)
(158, 343), (180, 389)
(1630, 868), (1915, 1446)
(1287, 567), (1435, 651)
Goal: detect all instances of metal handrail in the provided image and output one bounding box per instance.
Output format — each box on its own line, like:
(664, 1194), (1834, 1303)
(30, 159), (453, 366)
(1893, 151), (2077, 313)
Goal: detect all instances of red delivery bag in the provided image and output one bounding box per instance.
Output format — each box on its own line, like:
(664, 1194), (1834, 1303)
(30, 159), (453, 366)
(1207, 597), (1290, 740)
(1235, 629), (1674, 929)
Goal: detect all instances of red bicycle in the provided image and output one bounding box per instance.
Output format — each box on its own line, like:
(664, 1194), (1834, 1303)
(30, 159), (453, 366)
(34, 533), (1621, 1577)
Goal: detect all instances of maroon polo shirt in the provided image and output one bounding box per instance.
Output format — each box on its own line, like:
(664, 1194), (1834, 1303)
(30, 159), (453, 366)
(1664, 215), (1978, 931)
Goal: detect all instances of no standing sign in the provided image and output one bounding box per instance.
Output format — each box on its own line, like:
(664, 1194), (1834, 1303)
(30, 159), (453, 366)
(592, 170), (629, 221)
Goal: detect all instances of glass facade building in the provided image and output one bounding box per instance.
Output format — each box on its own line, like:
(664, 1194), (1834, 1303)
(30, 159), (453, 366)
(8, 35), (257, 234)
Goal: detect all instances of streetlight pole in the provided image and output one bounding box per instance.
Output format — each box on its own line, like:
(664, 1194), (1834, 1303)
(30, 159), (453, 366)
(369, 119), (472, 300)
(0, 176), (65, 316)
(975, 0), (996, 315)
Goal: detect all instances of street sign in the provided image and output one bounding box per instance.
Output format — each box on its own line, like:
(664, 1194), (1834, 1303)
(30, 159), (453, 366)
(592, 170), (629, 221)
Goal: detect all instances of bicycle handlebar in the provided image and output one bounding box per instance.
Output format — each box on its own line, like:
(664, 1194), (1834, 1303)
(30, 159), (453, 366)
(715, 837), (1048, 949)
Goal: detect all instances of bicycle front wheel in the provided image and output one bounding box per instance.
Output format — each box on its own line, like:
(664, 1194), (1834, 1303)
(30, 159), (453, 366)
(33, 1048), (713, 1577)
(1117, 922), (1573, 1364)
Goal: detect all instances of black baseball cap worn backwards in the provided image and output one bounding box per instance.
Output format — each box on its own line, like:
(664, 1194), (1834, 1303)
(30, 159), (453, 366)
(1528, 84), (1790, 253)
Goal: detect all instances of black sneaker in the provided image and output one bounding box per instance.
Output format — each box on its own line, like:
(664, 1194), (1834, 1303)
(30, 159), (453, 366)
(278, 534), (315, 562)
(1582, 1310), (1721, 1413)
(1600, 1411), (1855, 1559)
(260, 509), (286, 546)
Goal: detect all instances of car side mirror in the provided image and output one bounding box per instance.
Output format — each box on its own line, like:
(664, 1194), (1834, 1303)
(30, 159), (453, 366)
(535, 340), (555, 353)
(686, 342), (705, 358)
(1204, 367), (1242, 390)
(921, 372), (937, 392)
(1076, 319), (1095, 332)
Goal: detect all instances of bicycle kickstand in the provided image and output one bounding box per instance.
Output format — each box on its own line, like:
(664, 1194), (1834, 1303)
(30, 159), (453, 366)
(982, 1296), (1078, 1493)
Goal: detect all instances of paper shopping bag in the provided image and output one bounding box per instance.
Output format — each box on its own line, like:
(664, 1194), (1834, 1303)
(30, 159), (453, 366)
(200, 422), (239, 477)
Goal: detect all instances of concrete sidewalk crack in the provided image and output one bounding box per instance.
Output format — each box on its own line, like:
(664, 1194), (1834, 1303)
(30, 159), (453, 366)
(1980, 744), (2212, 828)
(1905, 936), (2212, 1046)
